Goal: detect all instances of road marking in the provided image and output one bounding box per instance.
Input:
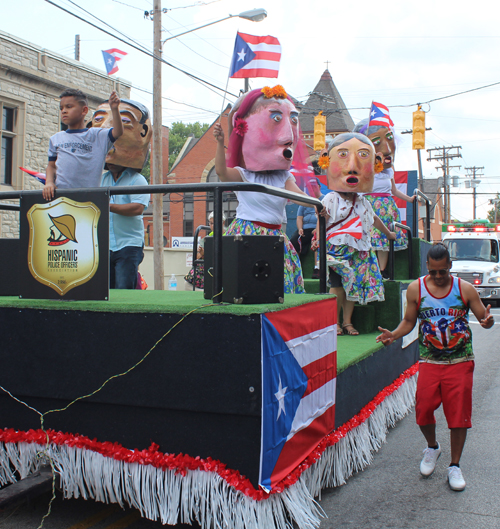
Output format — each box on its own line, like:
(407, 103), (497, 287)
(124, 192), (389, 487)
(67, 505), (119, 529)
(103, 511), (141, 528)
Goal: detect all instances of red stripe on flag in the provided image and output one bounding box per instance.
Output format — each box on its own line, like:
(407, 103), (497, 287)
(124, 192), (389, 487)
(238, 32), (280, 46)
(230, 68), (279, 79)
(108, 66), (119, 75)
(265, 298), (337, 342)
(253, 51), (281, 61)
(270, 405), (336, 489)
(302, 352), (337, 397)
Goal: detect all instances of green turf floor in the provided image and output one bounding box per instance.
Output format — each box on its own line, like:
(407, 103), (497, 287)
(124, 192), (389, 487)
(0, 290), (331, 314)
(0, 291), (383, 373)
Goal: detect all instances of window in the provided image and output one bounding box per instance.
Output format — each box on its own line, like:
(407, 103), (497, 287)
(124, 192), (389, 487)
(183, 192), (194, 236)
(1, 106), (16, 186)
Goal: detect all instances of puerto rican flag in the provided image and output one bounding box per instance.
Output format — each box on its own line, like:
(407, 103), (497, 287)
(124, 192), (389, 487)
(19, 166), (46, 184)
(327, 215), (363, 240)
(102, 48), (128, 75)
(259, 299), (337, 492)
(229, 32), (281, 79)
(394, 171), (409, 223)
(368, 101), (394, 129)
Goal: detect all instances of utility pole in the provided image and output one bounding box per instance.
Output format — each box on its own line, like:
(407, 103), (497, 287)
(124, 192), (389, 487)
(75, 34), (80, 61)
(152, 0), (164, 289)
(427, 146), (462, 223)
(465, 166), (484, 220)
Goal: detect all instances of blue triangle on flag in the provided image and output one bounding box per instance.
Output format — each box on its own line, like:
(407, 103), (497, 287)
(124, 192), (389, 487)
(229, 34), (256, 77)
(102, 51), (117, 75)
(260, 315), (308, 490)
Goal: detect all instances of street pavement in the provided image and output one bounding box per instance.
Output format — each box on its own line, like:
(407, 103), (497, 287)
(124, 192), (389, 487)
(1, 310), (499, 529)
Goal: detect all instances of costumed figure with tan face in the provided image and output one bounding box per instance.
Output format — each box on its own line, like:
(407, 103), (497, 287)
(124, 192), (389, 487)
(312, 133), (396, 335)
(92, 99), (152, 171)
(214, 85), (314, 294)
(93, 100), (152, 290)
(353, 112), (415, 278)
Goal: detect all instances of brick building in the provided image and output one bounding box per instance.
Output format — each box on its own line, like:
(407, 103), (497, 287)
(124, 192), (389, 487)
(0, 29), (131, 238)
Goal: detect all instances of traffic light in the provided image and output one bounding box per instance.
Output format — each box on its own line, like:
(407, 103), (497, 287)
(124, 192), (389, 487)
(314, 111), (326, 151)
(412, 107), (425, 150)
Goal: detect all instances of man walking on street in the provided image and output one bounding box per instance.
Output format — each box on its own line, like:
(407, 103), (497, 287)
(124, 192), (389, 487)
(376, 243), (494, 491)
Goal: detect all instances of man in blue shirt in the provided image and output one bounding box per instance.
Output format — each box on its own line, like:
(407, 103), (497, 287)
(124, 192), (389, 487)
(101, 163), (150, 289)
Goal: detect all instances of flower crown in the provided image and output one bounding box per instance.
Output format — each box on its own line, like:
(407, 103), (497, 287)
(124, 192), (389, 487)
(261, 85), (287, 99)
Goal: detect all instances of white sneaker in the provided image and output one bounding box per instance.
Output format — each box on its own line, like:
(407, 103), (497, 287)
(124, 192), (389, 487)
(448, 466), (466, 491)
(420, 443), (441, 476)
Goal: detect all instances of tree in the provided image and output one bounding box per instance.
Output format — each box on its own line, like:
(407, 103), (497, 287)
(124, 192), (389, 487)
(141, 159), (150, 183)
(486, 194), (500, 223)
(168, 121), (209, 170)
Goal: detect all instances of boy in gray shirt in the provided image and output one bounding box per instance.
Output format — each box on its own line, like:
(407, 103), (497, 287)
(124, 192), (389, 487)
(43, 88), (124, 200)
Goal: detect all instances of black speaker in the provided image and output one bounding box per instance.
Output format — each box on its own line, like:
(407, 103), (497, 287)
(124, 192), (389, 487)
(204, 235), (284, 304)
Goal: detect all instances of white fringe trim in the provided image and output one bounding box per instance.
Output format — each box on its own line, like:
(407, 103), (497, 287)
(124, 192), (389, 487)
(0, 374), (416, 529)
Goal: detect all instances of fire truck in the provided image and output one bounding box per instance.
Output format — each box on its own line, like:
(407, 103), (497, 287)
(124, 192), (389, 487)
(442, 220), (500, 305)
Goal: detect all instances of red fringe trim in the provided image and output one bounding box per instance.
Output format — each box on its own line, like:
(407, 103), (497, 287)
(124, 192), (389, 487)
(0, 363), (418, 501)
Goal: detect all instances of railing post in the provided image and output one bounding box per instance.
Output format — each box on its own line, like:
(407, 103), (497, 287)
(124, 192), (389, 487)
(412, 188), (418, 238)
(213, 188), (223, 303)
(318, 212), (327, 294)
(426, 201), (431, 242)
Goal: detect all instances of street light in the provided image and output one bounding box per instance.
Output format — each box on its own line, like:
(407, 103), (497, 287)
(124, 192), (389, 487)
(162, 9), (267, 44)
(151, 3), (267, 290)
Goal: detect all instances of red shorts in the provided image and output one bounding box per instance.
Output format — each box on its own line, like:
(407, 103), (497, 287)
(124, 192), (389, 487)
(415, 361), (474, 429)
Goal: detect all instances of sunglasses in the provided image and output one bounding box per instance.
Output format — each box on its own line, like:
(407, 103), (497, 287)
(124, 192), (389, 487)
(428, 269), (449, 276)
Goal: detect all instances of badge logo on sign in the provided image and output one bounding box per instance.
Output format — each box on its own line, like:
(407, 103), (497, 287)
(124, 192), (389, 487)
(26, 197), (101, 295)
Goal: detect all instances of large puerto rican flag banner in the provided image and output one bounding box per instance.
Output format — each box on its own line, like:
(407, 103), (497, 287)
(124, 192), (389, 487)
(259, 299), (337, 492)
(229, 32), (281, 79)
(394, 170), (409, 223)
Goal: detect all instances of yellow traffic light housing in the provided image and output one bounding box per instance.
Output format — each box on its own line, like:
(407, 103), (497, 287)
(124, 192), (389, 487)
(314, 111), (326, 152)
(412, 107), (425, 150)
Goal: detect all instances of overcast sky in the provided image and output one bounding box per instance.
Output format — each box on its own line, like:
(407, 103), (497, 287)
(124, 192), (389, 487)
(2, 0), (500, 221)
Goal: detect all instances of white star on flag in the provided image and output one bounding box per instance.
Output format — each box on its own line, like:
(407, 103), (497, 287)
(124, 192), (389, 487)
(237, 48), (246, 62)
(275, 376), (287, 420)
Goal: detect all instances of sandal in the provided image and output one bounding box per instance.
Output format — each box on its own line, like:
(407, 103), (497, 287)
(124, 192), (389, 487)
(342, 324), (359, 336)
(337, 326), (343, 336)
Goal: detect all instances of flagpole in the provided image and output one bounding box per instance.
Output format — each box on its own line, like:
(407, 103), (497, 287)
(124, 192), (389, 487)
(219, 74), (231, 124)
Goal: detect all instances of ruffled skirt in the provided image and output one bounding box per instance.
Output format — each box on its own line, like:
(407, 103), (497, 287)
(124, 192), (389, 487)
(326, 243), (384, 304)
(365, 194), (407, 251)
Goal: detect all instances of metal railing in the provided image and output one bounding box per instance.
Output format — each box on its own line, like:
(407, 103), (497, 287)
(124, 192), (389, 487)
(0, 182), (327, 302)
(412, 189), (432, 242)
(191, 224), (210, 292)
(388, 221), (413, 280)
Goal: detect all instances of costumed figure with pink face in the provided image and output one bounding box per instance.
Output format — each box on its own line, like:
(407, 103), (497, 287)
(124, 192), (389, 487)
(353, 114), (415, 277)
(313, 133), (396, 335)
(214, 86), (313, 294)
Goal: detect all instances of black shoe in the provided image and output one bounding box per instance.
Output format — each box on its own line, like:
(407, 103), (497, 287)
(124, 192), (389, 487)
(311, 269), (320, 279)
(381, 269), (390, 280)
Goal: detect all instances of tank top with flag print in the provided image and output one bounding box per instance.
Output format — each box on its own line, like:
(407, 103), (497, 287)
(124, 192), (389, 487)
(417, 275), (473, 363)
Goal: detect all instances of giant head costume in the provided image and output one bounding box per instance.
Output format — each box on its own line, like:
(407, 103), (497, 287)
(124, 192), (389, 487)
(226, 86), (301, 172)
(325, 132), (377, 193)
(91, 99), (152, 171)
(353, 117), (396, 171)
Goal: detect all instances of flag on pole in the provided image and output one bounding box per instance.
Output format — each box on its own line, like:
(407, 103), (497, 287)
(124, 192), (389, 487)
(229, 32), (281, 79)
(19, 166), (46, 184)
(368, 101), (394, 129)
(259, 299), (337, 492)
(102, 48), (128, 75)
